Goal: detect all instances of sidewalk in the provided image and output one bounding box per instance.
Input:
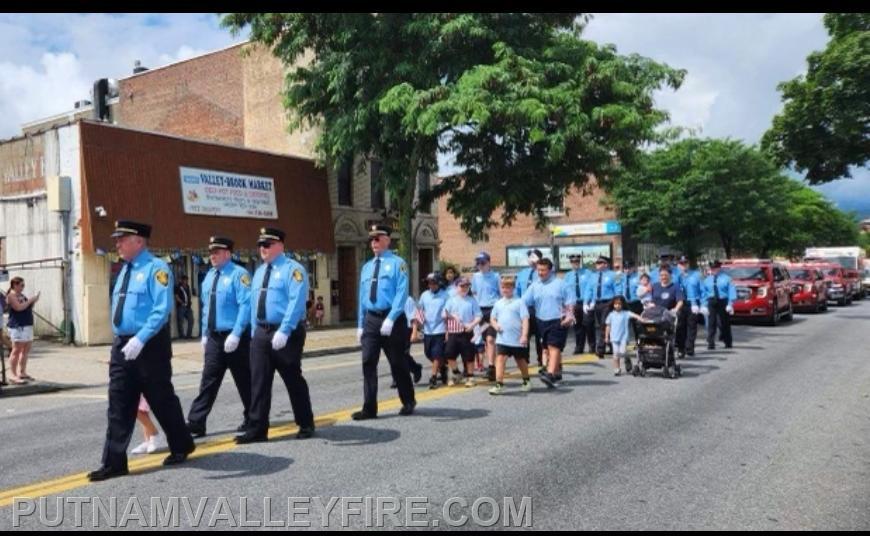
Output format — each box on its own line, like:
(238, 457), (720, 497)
(0, 325), (363, 398)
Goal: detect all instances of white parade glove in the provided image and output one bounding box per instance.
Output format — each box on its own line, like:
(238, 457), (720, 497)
(583, 303), (593, 314)
(726, 305), (734, 315)
(122, 337), (144, 361)
(271, 331), (289, 351)
(701, 306), (709, 316)
(357, 328), (364, 343)
(380, 318), (395, 337)
(201, 335), (208, 351)
(691, 305), (700, 315)
(223, 333), (240, 353)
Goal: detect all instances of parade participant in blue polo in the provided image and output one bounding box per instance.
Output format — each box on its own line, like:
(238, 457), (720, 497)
(563, 254), (591, 355)
(352, 224), (416, 420)
(700, 260), (737, 350)
(443, 276), (483, 387)
(675, 256), (702, 358)
(523, 257), (576, 388)
(515, 249), (543, 365)
(488, 276), (532, 395)
(88, 220), (195, 482)
(235, 227), (315, 443)
(471, 251), (501, 382)
(416, 272), (450, 389)
(187, 236), (252, 438)
(583, 256), (623, 359)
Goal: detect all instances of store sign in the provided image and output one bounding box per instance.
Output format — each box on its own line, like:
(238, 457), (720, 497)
(180, 167), (278, 219)
(550, 221), (621, 237)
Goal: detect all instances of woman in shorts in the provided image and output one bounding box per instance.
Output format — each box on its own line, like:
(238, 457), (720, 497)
(5, 277), (40, 384)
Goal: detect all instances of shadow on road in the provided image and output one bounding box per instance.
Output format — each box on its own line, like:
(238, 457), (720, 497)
(190, 451), (294, 480)
(312, 424), (402, 447)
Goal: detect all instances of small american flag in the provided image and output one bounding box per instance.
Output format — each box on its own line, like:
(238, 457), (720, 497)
(446, 314), (465, 334)
(414, 307), (425, 326)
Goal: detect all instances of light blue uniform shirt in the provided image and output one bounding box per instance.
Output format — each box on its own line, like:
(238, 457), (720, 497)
(418, 289), (448, 335)
(524, 273), (576, 321)
(514, 266), (540, 298)
(562, 268), (587, 303)
(471, 271), (501, 308)
(679, 269), (703, 307)
(111, 249), (173, 342)
(606, 310), (631, 344)
(583, 269), (623, 305)
(250, 254), (308, 335)
(701, 272), (737, 306)
(357, 251), (409, 327)
(491, 296), (529, 347)
(201, 260), (252, 337)
(404, 297), (418, 328)
(444, 295), (482, 326)
(621, 272), (641, 302)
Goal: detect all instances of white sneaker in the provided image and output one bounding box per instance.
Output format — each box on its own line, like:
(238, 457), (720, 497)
(614, 368), (622, 376)
(147, 435), (167, 453)
(464, 376), (475, 388)
(131, 440), (151, 455)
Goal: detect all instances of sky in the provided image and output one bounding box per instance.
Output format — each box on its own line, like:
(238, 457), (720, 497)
(0, 13), (866, 217)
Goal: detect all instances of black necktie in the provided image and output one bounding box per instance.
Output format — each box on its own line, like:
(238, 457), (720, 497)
(597, 272), (603, 300)
(258, 263), (272, 321)
(208, 270), (220, 333)
(713, 274), (720, 300)
(574, 270), (581, 299)
(369, 257), (381, 304)
(113, 262), (131, 327)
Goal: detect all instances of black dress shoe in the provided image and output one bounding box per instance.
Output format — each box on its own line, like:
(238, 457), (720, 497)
(708, 344), (715, 350)
(351, 410), (378, 421)
(236, 421), (251, 433)
(163, 444), (195, 466)
(398, 402), (416, 416)
(413, 364), (423, 384)
(390, 381), (398, 389)
(234, 431), (268, 444)
(87, 466), (128, 482)
(187, 423), (206, 438)
(296, 426), (315, 439)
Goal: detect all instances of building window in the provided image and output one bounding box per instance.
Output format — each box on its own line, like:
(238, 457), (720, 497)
(370, 160), (385, 210)
(337, 158), (353, 207)
(555, 244), (613, 271)
(304, 256), (318, 290)
(417, 170), (431, 214)
(541, 203), (565, 218)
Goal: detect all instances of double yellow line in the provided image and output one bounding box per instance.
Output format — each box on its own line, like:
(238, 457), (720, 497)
(0, 355), (599, 508)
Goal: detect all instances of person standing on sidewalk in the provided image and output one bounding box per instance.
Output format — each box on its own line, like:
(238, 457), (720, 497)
(187, 236), (253, 438)
(5, 277), (39, 384)
(174, 275), (194, 339)
(236, 228), (315, 443)
(88, 220), (195, 482)
(352, 224), (416, 420)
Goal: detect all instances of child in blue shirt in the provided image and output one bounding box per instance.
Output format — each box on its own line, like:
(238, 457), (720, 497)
(606, 296), (643, 376)
(488, 277), (531, 395)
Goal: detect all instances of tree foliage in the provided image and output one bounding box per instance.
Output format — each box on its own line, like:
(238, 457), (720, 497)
(762, 13), (870, 184)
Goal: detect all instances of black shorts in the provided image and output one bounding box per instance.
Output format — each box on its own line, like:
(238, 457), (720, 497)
(423, 334), (446, 362)
(480, 307), (497, 339)
(445, 332), (476, 362)
(537, 318), (568, 351)
(496, 345), (530, 361)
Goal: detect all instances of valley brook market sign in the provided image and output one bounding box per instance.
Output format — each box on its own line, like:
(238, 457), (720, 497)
(180, 166), (278, 220)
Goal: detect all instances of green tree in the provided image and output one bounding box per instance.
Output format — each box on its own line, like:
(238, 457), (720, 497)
(762, 13), (870, 184)
(608, 138), (784, 261)
(222, 13), (684, 253)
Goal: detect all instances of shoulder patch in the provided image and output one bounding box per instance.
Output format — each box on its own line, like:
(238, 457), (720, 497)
(240, 274), (251, 287)
(293, 269), (304, 283)
(155, 270), (169, 287)
(400, 262), (407, 274)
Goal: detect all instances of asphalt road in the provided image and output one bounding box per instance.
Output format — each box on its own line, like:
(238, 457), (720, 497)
(1, 302), (869, 530)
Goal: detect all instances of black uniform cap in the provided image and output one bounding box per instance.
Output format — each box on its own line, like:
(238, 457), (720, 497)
(111, 220), (152, 239)
(258, 227), (285, 246)
(368, 224), (393, 238)
(209, 236), (234, 251)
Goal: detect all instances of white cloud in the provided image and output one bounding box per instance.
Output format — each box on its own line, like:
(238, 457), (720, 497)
(0, 13), (242, 140)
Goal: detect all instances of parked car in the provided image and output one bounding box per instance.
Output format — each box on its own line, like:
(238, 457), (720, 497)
(844, 269), (863, 301)
(811, 262), (852, 306)
(722, 259), (793, 325)
(785, 263), (828, 313)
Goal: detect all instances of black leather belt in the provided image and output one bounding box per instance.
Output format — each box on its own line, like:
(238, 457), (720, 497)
(257, 323), (281, 331)
(596, 299), (613, 304)
(210, 330), (232, 337)
(366, 310), (389, 318)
